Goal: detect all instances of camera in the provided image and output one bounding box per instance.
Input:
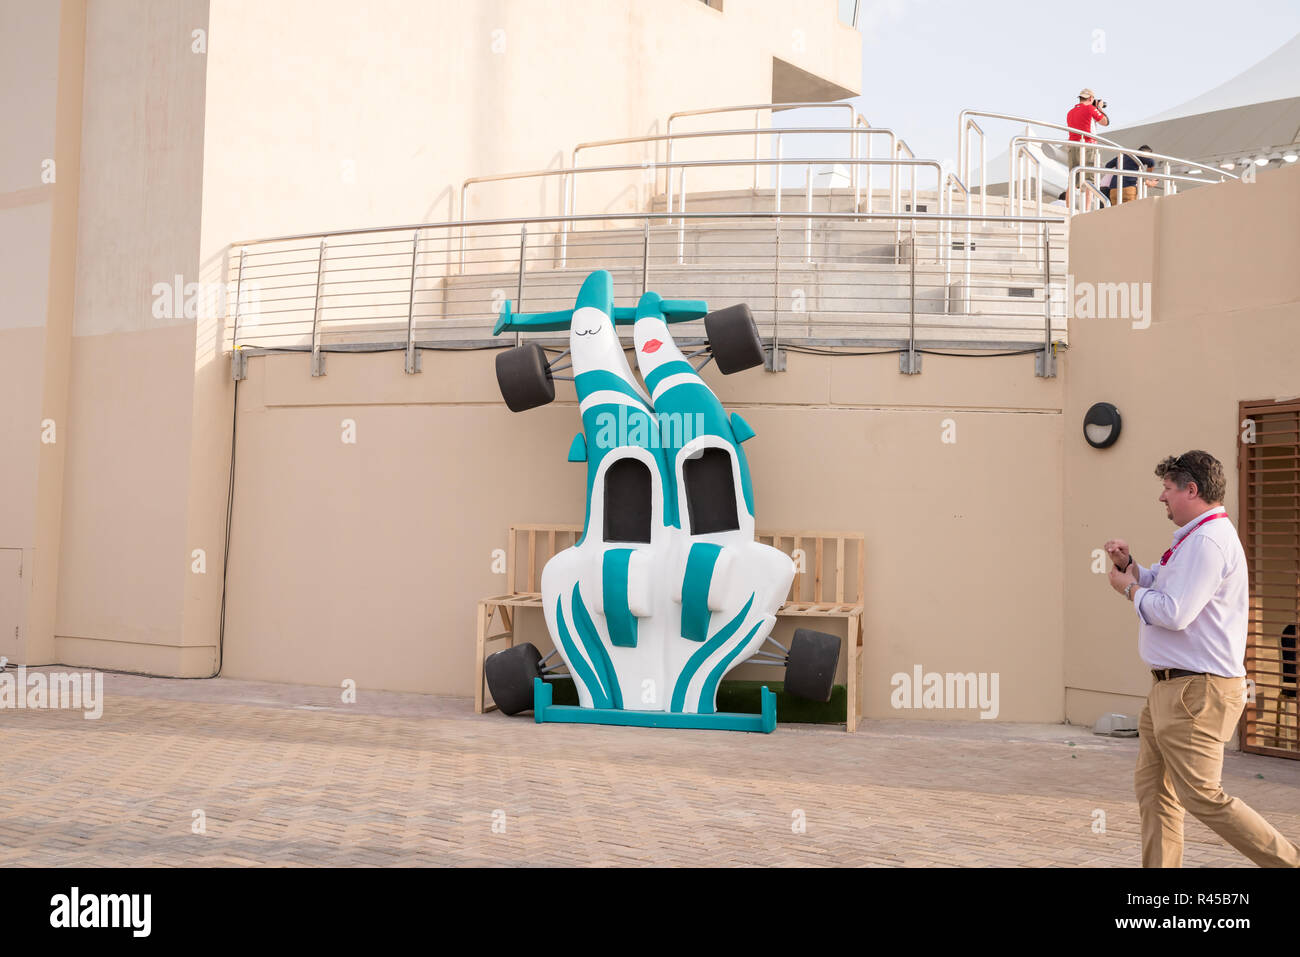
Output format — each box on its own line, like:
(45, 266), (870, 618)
(1096, 98), (1108, 110)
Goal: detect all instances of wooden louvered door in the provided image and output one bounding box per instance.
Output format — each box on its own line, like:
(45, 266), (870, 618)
(1239, 400), (1300, 757)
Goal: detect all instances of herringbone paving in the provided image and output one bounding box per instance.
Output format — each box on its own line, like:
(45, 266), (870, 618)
(2, 670), (1297, 866)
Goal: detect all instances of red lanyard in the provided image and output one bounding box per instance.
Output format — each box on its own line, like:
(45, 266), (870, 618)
(1160, 512), (1227, 565)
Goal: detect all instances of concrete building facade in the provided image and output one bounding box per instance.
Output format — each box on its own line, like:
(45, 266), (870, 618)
(3, 0), (1298, 734)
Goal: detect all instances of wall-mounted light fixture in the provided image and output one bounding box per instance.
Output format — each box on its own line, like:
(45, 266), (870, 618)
(1084, 402), (1122, 449)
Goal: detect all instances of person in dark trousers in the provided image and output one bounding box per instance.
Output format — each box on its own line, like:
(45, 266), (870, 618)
(1104, 145), (1158, 204)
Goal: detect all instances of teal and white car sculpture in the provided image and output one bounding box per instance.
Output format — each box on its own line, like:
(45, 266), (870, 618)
(484, 270), (841, 732)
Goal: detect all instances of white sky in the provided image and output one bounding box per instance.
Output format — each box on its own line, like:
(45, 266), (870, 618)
(786, 0), (1300, 171)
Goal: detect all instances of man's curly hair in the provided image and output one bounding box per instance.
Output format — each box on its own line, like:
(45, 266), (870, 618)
(1154, 450), (1225, 504)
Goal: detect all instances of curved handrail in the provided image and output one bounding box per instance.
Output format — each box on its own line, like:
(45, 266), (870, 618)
(958, 108), (1133, 187)
(1068, 166), (1226, 215)
(564, 125), (903, 220)
(231, 206), (1067, 250)
(1078, 178), (1111, 213)
(1013, 143), (1043, 219)
(461, 154), (946, 271)
(1010, 135), (1237, 212)
(667, 102), (859, 193)
(1009, 135), (1238, 180)
(666, 102), (858, 127)
(960, 109), (1239, 216)
(228, 204), (1070, 358)
(943, 172), (971, 301)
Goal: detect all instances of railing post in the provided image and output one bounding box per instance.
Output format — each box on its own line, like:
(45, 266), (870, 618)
(805, 162), (813, 263)
(515, 225), (527, 348)
(459, 185), (467, 275)
(667, 136), (676, 216)
(775, 135), (783, 214)
(1015, 147), (1025, 251)
(891, 141), (899, 220)
(911, 157), (918, 217)
(850, 118), (859, 209)
(900, 219), (920, 374)
(942, 174), (951, 294)
(965, 208), (972, 315)
(979, 133), (986, 217)
(560, 174), (570, 268)
(959, 116), (966, 193)
(677, 169), (687, 265)
(405, 229), (421, 374)
(641, 218), (650, 294)
(863, 139), (872, 216)
(1036, 222), (1056, 378)
(230, 247), (247, 381)
(766, 219), (784, 372)
(310, 239), (326, 377)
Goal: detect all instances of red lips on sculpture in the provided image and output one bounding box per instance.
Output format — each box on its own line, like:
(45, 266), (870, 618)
(642, 339), (663, 354)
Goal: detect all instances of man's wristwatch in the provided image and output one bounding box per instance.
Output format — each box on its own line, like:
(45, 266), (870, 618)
(1124, 582), (1137, 601)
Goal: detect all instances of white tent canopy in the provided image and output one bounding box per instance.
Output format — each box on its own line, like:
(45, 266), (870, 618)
(980, 32), (1300, 194)
(1132, 33), (1300, 126)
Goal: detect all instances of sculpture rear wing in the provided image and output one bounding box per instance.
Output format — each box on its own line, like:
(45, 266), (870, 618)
(493, 298), (708, 335)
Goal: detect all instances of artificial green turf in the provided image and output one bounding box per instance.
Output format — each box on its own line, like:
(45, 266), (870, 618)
(543, 677), (846, 724)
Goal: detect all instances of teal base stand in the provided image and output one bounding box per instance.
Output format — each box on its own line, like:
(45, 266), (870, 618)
(532, 677), (777, 733)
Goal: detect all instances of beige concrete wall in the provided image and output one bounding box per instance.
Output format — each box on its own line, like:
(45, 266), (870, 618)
(1062, 163), (1300, 727)
(51, 0), (213, 673)
(0, 0), (85, 666)
(222, 348), (1065, 722)
(24, 0), (858, 678)
(0, 0), (63, 668)
(197, 0), (861, 246)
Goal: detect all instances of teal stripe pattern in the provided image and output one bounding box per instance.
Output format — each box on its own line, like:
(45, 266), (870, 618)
(601, 549), (639, 649)
(680, 542), (722, 643)
(571, 584), (623, 710)
(697, 619), (766, 715)
(643, 360), (695, 394)
(574, 370), (648, 406)
(554, 594), (611, 709)
(670, 593), (755, 713)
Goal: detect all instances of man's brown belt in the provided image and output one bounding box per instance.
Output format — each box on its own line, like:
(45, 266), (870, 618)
(1151, 668), (1204, 681)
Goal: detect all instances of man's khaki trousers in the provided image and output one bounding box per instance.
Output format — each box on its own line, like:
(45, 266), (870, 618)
(1135, 673), (1300, 867)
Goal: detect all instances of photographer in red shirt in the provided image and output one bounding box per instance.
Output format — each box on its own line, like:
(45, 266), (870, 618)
(1067, 88), (1109, 197)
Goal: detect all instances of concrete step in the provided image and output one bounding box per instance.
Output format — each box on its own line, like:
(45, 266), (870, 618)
(544, 221), (1058, 276)
(645, 187), (1033, 218)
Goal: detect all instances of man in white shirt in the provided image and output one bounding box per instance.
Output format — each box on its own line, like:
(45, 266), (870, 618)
(1105, 450), (1300, 867)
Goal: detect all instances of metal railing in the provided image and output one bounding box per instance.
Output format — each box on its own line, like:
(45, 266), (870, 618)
(959, 109), (1129, 212)
(226, 207), (1068, 378)
(1067, 166), (1233, 214)
(664, 102), (859, 187)
(463, 155), (948, 272)
(958, 109), (1238, 215)
(219, 98), (1259, 388)
(1012, 137), (1237, 210)
(569, 122), (909, 216)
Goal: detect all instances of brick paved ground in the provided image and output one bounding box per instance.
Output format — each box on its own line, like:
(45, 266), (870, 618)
(2, 668), (1298, 866)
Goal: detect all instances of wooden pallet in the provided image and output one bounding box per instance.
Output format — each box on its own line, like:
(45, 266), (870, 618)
(476, 524), (865, 731)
